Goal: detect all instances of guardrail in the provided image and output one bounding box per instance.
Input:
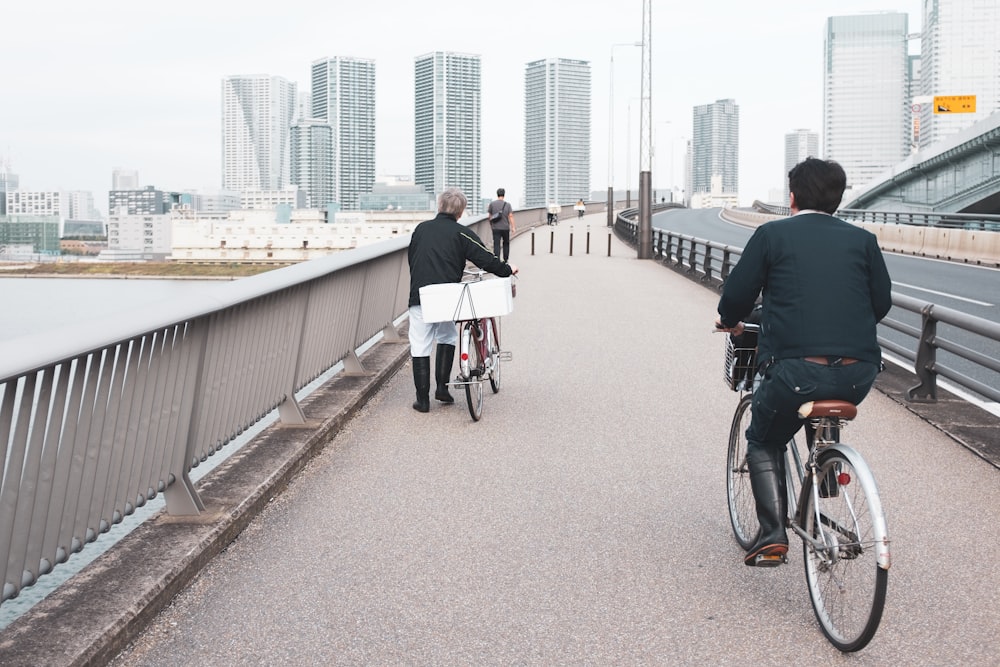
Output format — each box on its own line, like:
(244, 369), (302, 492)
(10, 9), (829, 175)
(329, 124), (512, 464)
(753, 199), (1000, 231)
(613, 211), (1000, 405)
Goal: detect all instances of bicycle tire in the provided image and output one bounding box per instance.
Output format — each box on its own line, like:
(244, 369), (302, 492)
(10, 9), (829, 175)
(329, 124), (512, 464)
(726, 394), (758, 550)
(487, 318), (501, 393)
(800, 447), (888, 652)
(462, 322), (484, 421)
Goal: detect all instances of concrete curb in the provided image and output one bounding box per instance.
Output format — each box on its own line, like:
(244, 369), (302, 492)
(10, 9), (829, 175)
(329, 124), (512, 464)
(0, 330), (412, 667)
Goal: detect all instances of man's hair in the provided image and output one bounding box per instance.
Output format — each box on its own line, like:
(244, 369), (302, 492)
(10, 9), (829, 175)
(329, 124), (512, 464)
(438, 187), (467, 216)
(788, 157), (846, 214)
(496, 188), (505, 197)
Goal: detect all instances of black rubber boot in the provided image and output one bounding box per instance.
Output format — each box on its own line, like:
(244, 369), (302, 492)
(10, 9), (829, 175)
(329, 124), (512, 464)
(744, 446), (789, 567)
(434, 344), (455, 403)
(411, 356), (430, 413)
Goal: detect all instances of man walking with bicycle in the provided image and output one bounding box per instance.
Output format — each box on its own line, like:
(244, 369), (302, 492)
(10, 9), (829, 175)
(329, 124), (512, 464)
(408, 187), (518, 413)
(715, 158), (892, 567)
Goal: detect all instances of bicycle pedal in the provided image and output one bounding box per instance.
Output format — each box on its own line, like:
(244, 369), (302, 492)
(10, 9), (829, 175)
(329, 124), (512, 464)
(498, 351), (512, 361)
(753, 553), (787, 567)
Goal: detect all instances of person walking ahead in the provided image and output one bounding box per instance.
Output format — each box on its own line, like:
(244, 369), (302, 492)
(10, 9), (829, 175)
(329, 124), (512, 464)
(487, 188), (516, 261)
(715, 158), (892, 567)
(408, 187), (518, 413)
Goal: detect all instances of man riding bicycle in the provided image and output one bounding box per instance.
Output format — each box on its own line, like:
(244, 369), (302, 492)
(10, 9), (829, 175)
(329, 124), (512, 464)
(715, 158), (892, 567)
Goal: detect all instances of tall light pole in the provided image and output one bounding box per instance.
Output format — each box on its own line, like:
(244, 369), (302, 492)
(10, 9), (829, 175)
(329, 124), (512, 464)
(608, 41), (641, 227)
(637, 0), (653, 259)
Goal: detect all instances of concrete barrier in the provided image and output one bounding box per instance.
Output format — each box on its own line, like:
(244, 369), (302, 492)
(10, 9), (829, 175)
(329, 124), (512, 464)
(715, 208), (1000, 266)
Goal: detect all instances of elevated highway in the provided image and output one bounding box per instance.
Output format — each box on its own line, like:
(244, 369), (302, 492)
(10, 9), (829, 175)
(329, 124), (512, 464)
(844, 111), (1000, 214)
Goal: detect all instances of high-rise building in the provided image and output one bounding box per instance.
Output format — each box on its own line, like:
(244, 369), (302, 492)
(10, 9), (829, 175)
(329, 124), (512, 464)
(291, 119), (334, 209)
(414, 52), (481, 214)
(222, 75), (297, 193)
(783, 129), (819, 202)
(0, 162), (17, 216)
(691, 98), (739, 198)
(823, 13), (910, 191)
(311, 57), (376, 210)
(524, 58), (591, 208)
(918, 0), (1000, 150)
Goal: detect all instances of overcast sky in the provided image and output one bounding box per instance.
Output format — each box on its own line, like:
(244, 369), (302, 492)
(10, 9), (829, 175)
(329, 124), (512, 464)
(2, 1), (922, 214)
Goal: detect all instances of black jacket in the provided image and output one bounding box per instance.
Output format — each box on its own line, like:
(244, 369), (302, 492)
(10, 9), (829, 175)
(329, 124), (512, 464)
(408, 213), (513, 307)
(717, 212), (892, 365)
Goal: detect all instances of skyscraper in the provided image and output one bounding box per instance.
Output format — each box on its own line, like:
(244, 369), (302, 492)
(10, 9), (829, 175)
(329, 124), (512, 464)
(524, 58), (591, 208)
(222, 75), (297, 192)
(414, 52), (481, 214)
(311, 57), (376, 210)
(691, 99), (739, 198)
(823, 13), (910, 191)
(290, 119), (334, 209)
(918, 0), (1000, 150)
(0, 161), (17, 216)
(783, 129), (819, 202)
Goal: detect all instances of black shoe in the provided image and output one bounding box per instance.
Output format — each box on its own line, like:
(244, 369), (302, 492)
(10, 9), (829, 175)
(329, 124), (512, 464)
(434, 344), (455, 403)
(412, 357), (431, 412)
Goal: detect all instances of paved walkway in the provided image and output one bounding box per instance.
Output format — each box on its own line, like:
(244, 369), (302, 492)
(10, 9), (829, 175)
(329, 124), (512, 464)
(4, 214), (1000, 665)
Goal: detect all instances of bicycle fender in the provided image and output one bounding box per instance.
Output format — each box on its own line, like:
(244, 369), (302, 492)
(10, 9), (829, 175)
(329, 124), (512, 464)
(821, 444), (891, 570)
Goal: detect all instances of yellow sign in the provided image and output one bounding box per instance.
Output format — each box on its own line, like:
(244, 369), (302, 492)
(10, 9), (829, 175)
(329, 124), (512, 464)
(933, 95), (976, 114)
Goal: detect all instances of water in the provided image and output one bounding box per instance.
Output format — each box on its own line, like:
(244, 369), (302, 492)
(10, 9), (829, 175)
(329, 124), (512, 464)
(0, 277), (220, 341)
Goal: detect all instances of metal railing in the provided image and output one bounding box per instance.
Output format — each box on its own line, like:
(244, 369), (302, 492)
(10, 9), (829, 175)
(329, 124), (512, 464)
(614, 212), (1000, 405)
(0, 229), (432, 604)
(752, 200), (1000, 231)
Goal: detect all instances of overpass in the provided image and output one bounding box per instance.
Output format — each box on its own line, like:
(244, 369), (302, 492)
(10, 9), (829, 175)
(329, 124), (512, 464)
(844, 111), (1000, 214)
(2, 211), (999, 665)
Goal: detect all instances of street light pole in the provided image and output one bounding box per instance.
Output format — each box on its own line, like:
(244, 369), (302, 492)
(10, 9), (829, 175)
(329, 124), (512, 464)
(638, 0), (653, 259)
(608, 41), (641, 227)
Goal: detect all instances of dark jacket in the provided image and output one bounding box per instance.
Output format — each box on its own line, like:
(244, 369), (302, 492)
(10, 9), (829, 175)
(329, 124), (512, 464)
(717, 212), (892, 366)
(408, 212), (513, 307)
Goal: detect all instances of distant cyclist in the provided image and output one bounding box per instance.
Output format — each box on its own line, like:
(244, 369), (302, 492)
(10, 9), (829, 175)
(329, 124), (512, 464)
(715, 157), (892, 567)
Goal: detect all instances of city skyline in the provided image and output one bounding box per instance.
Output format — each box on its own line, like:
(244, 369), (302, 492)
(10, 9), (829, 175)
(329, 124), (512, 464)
(3, 1), (928, 214)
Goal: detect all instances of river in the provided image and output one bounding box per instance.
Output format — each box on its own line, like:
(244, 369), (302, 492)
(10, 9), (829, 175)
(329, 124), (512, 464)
(1, 277), (221, 341)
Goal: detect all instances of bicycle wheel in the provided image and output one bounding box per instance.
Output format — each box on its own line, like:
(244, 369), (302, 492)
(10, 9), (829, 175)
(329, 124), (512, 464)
(726, 394), (758, 550)
(462, 322), (483, 421)
(487, 318), (501, 393)
(800, 448), (888, 652)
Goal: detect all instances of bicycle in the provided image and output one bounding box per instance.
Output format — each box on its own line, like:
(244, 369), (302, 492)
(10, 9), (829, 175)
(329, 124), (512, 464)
(452, 269), (513, 421)
(723, 323), (890, 652)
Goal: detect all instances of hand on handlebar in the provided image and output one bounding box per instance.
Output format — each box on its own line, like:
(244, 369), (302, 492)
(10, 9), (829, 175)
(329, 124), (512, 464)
(714, 319), (744, 335)
(509, 264), (519, 275)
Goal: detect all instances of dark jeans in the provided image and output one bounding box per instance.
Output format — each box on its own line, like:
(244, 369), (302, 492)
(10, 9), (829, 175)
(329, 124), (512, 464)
(747, 358), (880, 455)
(492, 229), (511, 261)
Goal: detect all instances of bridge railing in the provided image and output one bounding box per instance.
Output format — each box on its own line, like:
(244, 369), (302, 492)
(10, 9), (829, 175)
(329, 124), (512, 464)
(0, 208), (538, 608)
(753, 200), (1000, 231)
(614, 211), (1000, 405)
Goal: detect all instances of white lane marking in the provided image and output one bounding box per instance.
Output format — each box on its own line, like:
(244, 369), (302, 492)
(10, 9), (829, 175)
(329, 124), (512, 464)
(892, 281), (994, 307)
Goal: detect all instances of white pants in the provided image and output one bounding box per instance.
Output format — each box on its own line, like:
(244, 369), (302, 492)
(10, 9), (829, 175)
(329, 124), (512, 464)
(408, 306), (458, 357)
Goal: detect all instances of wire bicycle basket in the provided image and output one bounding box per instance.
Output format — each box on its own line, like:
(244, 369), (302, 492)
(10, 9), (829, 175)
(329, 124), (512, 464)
(724, 335), (758, 392)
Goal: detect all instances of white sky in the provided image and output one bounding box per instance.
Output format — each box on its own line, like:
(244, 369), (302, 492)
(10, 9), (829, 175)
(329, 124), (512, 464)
(2, 1), (922, 214)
